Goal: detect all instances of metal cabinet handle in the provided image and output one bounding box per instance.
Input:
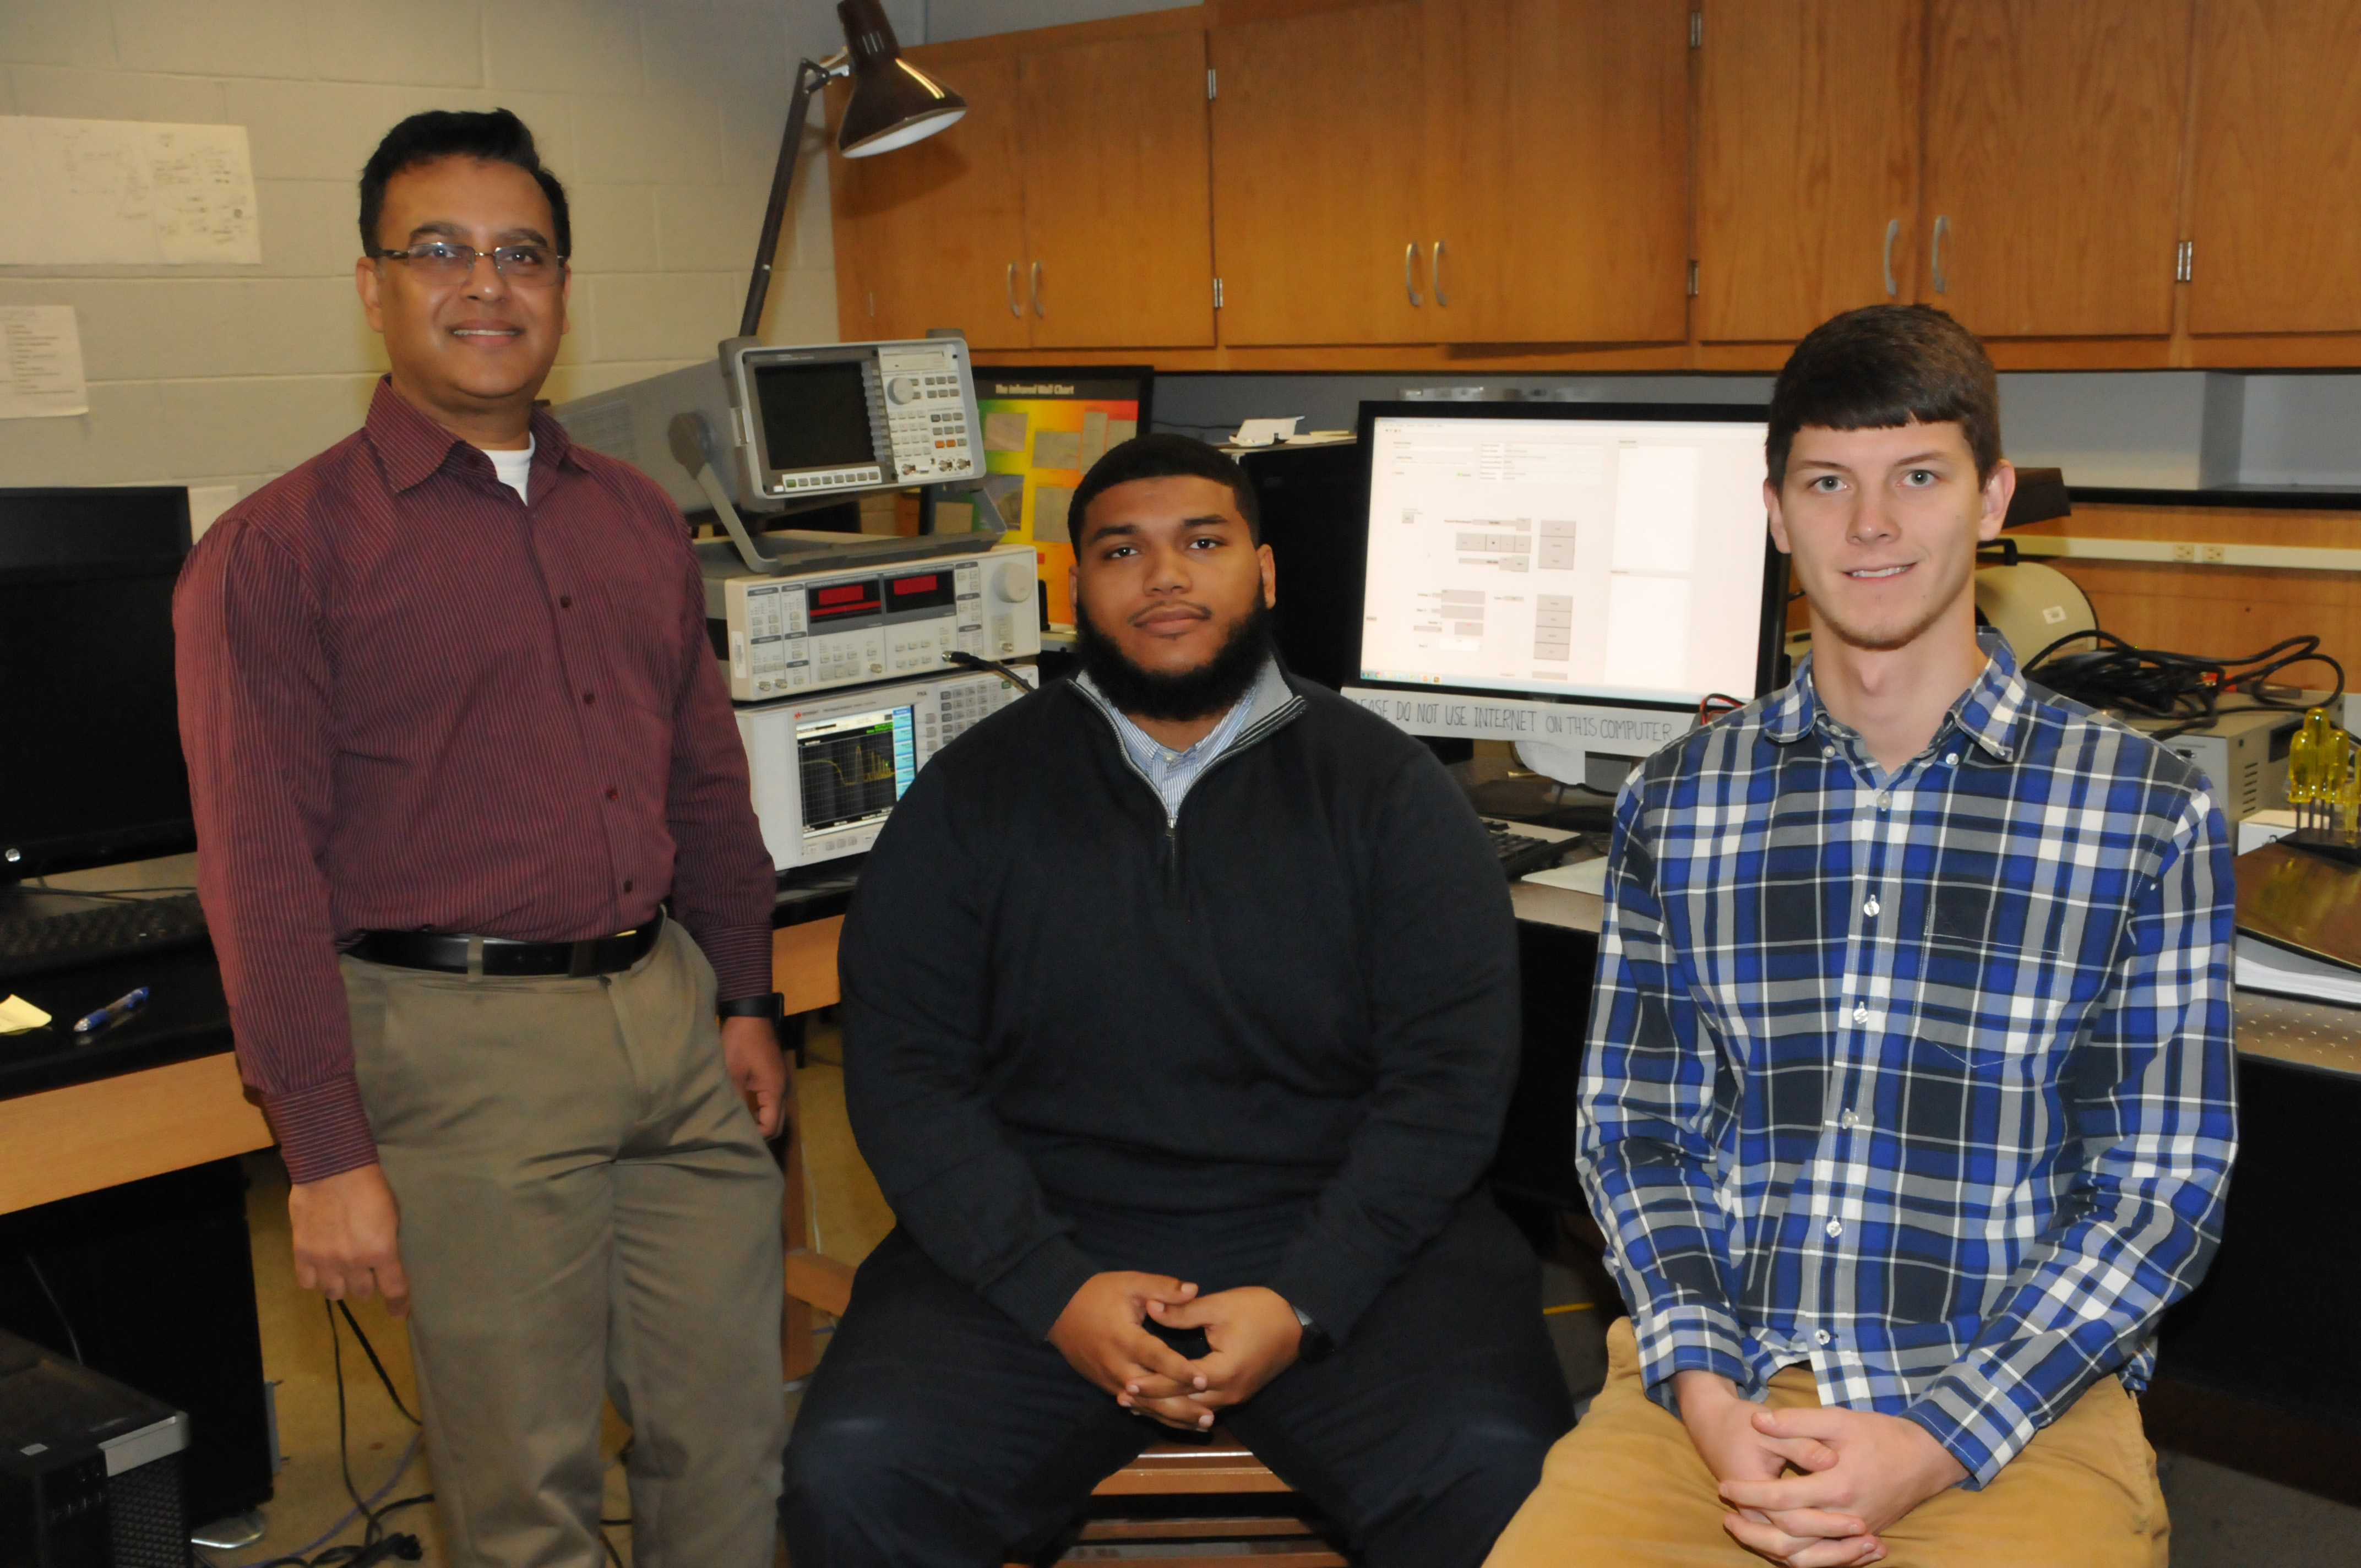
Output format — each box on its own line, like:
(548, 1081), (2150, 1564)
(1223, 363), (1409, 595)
(1006, 263), (1021, 318)
(1932, 215), (1950, 295)
(1882, 219), (1900, 298)
(1433, 239), (1449, 307)
(1405, 241), (1424, 306)
(1030, 260), (1044, 317)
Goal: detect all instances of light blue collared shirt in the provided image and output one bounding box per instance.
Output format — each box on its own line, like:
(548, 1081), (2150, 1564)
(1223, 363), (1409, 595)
(1076, 657), (1292, 822)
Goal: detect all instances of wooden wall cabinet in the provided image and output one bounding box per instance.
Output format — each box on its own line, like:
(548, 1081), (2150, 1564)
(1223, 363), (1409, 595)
(829, 13), (1216, 349)
(1205, 0), (1689, 348)
(1695, 0), (1922, 342)
(1919, 0), (2191, 340)
(2186, 0), (2361, 337)
(1426, 0), (1690, 345)
(1206, 0), (1433, 346)
(824, 0), (2361, 371)
(829, 57), (1029, 348)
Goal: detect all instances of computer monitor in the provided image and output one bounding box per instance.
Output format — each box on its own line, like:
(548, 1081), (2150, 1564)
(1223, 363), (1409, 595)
(0, 487), (196, 882)
(1352, 402), (1784, 712)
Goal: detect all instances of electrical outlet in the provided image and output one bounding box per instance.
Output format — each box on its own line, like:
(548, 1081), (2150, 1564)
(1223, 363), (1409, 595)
(2201, 543), (2227, 563)
(2172, 542), (2198, 562)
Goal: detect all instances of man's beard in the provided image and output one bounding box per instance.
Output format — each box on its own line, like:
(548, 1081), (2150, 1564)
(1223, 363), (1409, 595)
(1074, 594), (1274, 723)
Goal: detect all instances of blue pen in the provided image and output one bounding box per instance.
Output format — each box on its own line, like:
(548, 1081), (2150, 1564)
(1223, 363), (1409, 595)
(72, 987), (151, 1037)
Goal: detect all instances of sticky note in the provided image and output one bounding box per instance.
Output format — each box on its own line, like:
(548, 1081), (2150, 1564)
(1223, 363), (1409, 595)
(0, 995), (53, 1035)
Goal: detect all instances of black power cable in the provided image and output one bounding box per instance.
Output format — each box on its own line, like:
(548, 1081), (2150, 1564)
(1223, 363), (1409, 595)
(21, 1255), (83, 1365)
(2025, 629), (2344, 743)
(251, 1303), (429, 1568)
(334, 1302), (421, 1425)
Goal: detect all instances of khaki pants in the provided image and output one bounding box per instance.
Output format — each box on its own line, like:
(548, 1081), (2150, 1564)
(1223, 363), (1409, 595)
(343, 918), (787, 1568)
(1486, 1318), (2168, 1568)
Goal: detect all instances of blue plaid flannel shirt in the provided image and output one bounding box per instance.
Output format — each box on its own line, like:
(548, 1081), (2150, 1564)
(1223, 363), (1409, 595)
(1581, 635), (2237, 1486)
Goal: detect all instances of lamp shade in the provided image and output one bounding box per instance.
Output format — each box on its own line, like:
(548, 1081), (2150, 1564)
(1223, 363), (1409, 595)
(836, 0), (967, 157)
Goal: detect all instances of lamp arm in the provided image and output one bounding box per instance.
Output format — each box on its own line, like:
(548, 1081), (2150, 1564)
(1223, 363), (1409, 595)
(739, 54), (846, 340)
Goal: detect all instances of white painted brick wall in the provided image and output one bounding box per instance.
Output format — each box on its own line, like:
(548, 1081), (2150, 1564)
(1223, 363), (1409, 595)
(0, 0), (845, 504)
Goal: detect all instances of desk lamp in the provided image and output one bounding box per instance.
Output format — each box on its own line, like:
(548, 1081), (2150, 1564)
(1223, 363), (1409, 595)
(738, 0), (967, 338)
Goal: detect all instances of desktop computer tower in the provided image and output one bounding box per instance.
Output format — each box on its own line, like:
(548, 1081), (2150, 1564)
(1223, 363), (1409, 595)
(0, 1162), (274, 1532)
(1230, 440), (1366, 693)
(0, 1327), (191, 1567)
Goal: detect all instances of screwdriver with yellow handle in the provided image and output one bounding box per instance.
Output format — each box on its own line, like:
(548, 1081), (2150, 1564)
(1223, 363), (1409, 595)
(2290, 707), (2336, 834)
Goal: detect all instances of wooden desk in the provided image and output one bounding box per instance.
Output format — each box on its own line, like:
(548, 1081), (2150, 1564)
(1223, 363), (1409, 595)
(0, 919), (858, 1387)
(0, 1053), (271, 1216)
(773, 918), (857, 1379)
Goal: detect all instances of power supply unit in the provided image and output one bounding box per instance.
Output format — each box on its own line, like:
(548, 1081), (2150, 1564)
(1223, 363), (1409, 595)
(2121, 707), (2298, 825)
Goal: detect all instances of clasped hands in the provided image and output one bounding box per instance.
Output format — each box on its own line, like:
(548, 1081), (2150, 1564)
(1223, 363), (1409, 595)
(1047, 1272), (1303, 1431)
(1674, 1369), (1967, 1567)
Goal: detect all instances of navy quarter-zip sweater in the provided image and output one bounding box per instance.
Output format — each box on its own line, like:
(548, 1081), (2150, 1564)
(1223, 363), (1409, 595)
(839, 669), (1521, 1345)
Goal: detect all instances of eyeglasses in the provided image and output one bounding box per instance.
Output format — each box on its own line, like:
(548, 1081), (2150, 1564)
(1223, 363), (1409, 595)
(370, 242), (567, 284)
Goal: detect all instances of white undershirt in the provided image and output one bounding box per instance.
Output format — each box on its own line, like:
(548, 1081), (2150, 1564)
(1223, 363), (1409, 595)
(487, 437), (535, 504)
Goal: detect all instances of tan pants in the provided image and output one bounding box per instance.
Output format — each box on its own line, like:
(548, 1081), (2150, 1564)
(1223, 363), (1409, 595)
(1486, 1318), (2168, 1568)
(343, 918), (787, 1568)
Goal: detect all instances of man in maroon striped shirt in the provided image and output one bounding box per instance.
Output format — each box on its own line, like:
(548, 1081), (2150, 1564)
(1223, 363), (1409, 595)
(174, 110), (788, 1567)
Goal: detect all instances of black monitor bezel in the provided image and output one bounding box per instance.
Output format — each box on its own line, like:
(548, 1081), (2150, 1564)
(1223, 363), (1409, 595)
(0, 486), (197, 884)
(1349, 400), (1788, 712)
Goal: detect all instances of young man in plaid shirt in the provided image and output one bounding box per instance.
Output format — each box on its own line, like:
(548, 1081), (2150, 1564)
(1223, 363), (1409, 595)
(1489, 306), (2235, 1568)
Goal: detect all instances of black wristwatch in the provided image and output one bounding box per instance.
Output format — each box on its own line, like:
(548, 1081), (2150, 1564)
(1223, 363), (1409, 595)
(1292, 1304), (1334, 1364)
(718, 992), (785, 1023)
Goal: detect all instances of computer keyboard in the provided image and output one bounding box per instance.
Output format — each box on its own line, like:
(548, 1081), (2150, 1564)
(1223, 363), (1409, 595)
(1486, 821), (1570, 880)
(0, 894), (210, 984)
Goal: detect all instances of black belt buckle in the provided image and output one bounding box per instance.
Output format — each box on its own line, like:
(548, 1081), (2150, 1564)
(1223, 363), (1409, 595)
(566, 938), (600, 980)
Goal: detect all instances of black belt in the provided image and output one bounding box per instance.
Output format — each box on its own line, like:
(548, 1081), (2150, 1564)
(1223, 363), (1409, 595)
(346, 909), (664, 978)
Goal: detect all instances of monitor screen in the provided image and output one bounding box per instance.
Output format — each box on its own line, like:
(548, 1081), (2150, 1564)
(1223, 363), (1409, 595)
(795, 703), (917, 840)
(752, 361), (879, 474)
(1357, 406), (1777, 706)
(0, 488), (194, 880)
(0, 564), (193, 878)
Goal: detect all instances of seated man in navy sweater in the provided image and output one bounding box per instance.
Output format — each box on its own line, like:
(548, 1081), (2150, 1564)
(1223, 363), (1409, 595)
(783, 435), (1572, 1566)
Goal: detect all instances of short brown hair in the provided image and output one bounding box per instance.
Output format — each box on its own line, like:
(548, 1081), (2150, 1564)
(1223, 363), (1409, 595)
(1766, 304), (2000, 488)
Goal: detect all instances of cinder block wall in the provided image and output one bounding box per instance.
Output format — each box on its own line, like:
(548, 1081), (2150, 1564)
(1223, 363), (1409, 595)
(0, 1), (852, 511)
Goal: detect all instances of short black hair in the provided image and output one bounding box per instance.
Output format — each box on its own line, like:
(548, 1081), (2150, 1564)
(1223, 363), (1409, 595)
(1766, 304), (2000, 488)
(358, 108), (570, 258)
(1067, 433), (1260, 548)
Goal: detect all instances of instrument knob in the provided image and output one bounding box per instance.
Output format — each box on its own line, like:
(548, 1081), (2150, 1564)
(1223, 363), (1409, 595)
(993, 564), (1035, 604)
(886, 376), (921, 405)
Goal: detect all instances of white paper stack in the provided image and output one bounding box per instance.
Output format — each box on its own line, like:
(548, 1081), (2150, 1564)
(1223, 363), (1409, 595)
(2234, 934), (2361, 1008)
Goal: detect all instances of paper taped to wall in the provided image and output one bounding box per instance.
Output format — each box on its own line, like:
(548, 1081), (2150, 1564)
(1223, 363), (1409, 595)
(0, 306), (90, 420)
(0, 117), (260, 266)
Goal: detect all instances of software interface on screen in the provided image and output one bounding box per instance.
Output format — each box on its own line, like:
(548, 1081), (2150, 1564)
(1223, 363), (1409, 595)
(1359, 413), (1773, 705)
(795, 704), (917, 840)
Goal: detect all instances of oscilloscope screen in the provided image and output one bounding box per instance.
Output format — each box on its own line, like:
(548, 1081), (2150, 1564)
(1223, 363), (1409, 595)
(796, 706), (916, 835)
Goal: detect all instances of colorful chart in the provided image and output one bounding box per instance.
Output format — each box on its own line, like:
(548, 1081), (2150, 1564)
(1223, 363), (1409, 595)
(935, 372), (1150, 628)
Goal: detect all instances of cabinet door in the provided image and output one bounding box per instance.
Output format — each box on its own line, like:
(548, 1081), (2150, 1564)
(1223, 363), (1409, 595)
(1428, 0), (1690, 344)
(2187, 0), (2361, 335)
(1209, 0), (1432, 346)
(1921, 0), (2191, 338)
(1018, 28), (1217, 348)
(1695, 0), (1921, 342)
(828, 56), (1031, 349)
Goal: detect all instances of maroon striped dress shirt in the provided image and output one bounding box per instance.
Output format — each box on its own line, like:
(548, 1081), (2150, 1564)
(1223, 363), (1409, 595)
(175, 379), (776, 1183)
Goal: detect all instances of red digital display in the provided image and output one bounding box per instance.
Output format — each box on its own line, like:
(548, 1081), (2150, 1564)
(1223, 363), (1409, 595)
(884, 569), (957, 613)
(807, 578), (884, 622)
